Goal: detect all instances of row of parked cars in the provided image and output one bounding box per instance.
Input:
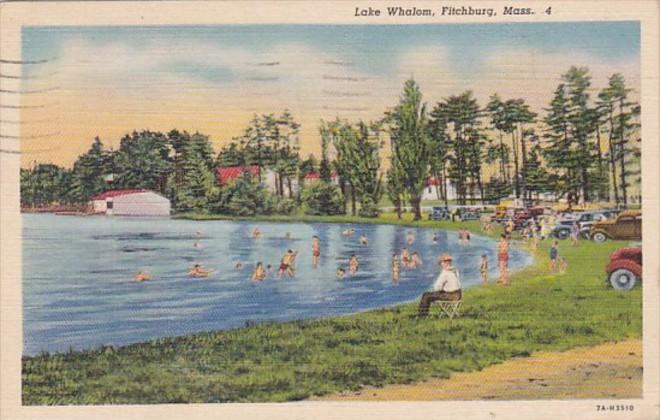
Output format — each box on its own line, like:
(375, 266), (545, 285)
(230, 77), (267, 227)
(429, 205), (642, 242)
(552, 209), (642, 242)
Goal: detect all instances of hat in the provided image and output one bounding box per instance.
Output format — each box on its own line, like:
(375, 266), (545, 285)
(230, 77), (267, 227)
(439, 254), (453, 262)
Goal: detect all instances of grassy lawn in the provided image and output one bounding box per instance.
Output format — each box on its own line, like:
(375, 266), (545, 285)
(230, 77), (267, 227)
(22, 214), (641, 404)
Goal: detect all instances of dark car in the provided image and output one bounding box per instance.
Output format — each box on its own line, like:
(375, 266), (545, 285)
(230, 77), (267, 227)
(606, 247), (642, 290)
(590, 210), (642, 242)
(429, 206), (450, 221)
(454, 207), (481, 222)
(553, 210), (618, 239)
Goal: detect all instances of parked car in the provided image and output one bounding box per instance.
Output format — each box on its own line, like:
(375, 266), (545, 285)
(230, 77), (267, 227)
(590, 210), (642, 242)
(458, 208), (481, 222)
(606, 247), (642, 290)
(553, 210), (618, 239)
(429, 206), (450, 221)
(493, 205), (509, 222)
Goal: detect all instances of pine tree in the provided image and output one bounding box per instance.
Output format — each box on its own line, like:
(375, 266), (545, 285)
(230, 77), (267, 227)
(433, 91), (482, 205)
(543, 67), (599, 204)
(70, 137), (111, 203)
(386, 79), (430, 220)
(112, 131), (172, 193)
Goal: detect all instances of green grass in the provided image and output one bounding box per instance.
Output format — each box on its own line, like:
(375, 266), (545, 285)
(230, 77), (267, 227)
(174, 211), (489, 234)
(22, 216), (641, 404)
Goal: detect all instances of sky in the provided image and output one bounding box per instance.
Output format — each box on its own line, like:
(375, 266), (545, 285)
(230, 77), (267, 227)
(18, 22), (640, 167)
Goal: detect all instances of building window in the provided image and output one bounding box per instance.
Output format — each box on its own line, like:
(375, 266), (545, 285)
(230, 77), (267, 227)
(106, 201), (113, 209)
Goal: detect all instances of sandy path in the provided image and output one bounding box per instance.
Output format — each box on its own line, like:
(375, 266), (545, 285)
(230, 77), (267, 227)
(315, 339), (642, 400)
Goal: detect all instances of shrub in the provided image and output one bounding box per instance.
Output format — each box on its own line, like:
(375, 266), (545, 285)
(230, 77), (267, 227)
(273, 197), (298, 215)
(210, 174), (274, 216)
(300, 182), (345, 216)
(358, 196), (379, 218)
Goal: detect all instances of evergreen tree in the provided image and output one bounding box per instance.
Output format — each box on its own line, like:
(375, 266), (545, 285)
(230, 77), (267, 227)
(70, 137), (111, 203)
(543, 67), (599, 203)
(433, 91), (483, 204)
(112, 131), (172, 194)
(386, 79), (430, 220)
(216, 142), (245, 167)
(174, 132), (218, 211)
(486, 95), (511, 184)
(428, 102), (450, 204)
(597, 74), (640, 208)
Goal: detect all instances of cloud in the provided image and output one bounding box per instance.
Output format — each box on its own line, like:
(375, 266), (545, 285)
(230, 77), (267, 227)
(21, 33), (640, 167)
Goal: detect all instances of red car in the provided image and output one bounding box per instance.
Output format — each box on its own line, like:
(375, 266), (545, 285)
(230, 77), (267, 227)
(606, 247), (642, 290)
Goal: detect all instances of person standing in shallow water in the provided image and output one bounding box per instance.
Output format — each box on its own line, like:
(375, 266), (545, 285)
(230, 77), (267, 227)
(348, 253), (359, 274)
(311, 235), (321, 268)
(392, 253), (401, 284)
(480, 254), (489, 284)
(497, 234), (509, 285)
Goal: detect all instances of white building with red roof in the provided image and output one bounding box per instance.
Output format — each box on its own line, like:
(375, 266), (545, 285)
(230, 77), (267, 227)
(216, 165), (300, 195)
(91, 189), (171, 216)
(422, 176), (459, 201)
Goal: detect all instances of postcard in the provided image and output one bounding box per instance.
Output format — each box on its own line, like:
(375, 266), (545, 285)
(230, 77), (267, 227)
(1, 1), (658, 419)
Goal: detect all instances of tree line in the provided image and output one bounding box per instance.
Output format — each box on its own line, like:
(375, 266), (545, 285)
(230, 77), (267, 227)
(21, 66), (640, 219)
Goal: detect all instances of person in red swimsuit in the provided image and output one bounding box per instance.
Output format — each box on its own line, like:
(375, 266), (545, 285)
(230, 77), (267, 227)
(312, 235), (321, 268)
(497, 234), (509, 285)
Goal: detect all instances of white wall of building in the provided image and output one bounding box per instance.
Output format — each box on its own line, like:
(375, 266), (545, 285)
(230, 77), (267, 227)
(262, 169), (299, 195)
(421, 182), (458, 201)
(94, 192), (170, 216)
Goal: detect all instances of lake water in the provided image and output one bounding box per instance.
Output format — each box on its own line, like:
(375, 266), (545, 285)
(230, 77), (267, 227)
(22, 214), (532, 355)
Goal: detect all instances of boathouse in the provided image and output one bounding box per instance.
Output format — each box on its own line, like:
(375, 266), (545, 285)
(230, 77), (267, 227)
(91, 189), (171, 216)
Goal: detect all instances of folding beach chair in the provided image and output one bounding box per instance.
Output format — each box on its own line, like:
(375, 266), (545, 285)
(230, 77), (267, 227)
(433, 299), (462, 319)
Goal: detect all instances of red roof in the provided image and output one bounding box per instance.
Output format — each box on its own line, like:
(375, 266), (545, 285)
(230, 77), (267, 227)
(426, 177), (441, 186)
(216, 165), (260, 184)
(92, 189), (150, 201)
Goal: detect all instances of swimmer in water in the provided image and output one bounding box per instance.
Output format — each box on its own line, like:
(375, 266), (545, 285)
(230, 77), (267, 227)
(406, 231), (415, 245)
(252, 262), (266, 282)
(342, 227), (356, 237)
(134, 271), (151, 282)
(312, 235), (321, 268)
(360, 235), (368, 245)
(188, 264), (209, 277)
(336, 267), (346, 278)
(401, 248), (411, 269)
(348, 253), (359, 274)
(411, 252), (423, 268)
(235, 262), (244, 270)
(252, 227), (263, 240)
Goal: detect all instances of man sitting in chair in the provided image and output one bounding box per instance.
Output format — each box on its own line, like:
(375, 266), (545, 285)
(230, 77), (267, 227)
(418, 253), (462, 317)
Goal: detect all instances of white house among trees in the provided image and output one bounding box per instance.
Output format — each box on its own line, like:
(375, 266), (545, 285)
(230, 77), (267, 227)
(92, 189), (171, 216)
